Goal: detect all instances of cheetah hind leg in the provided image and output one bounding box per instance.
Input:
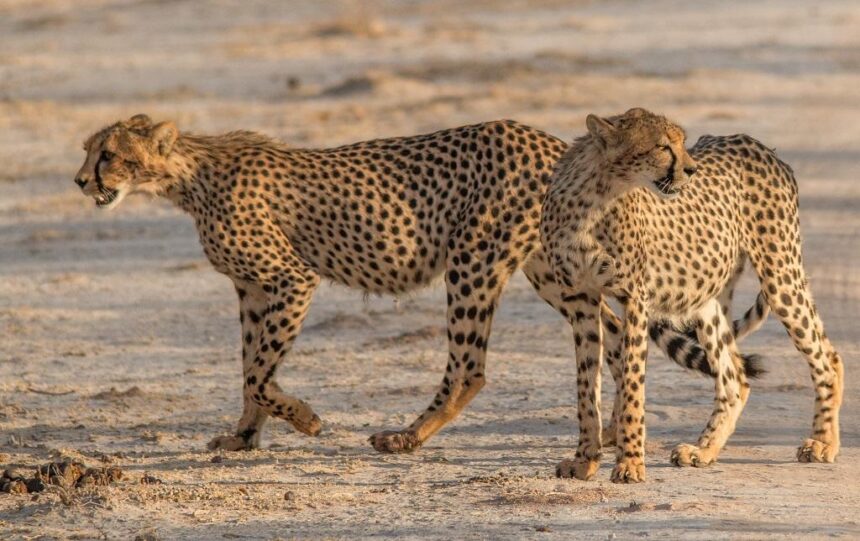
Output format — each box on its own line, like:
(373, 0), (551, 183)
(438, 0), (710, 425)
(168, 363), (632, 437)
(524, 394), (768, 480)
(667, 266), (768, 465)
(751, 262), (843, 463)
(368, 285), (498, 454)
(670, 299), (750, 467)
(370, 245), (512, 453)
(208, 406), (268, 451)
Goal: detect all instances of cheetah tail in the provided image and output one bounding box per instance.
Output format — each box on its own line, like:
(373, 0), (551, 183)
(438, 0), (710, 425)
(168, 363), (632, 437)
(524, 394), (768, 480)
(740, 353), (766, 379)
(733, 291), (770, 341)
(733, 291), (770, 379)
(649, 322), (715, 378)
(649, 294), (768, 379)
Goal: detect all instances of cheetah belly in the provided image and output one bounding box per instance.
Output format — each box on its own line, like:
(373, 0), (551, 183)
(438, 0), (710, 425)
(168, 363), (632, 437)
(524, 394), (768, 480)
(287, 208), (453, 296)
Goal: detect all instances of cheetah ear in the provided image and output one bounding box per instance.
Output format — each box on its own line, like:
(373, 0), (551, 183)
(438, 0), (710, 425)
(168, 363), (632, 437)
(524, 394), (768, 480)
(586, 114), (618, 153)
(124, 114), (153, 132)
(150, 121), (178, 157)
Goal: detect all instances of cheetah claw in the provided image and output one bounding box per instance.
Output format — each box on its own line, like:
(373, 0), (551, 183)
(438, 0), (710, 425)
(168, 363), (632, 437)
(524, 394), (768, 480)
(369, 430), (422, 453)
(207, 435), (256, 452)
(611, 459), (646, 483)
(556, 457), (600, 481)
(797, 438), (838, 463)
(670, 443), (716, 468)
(292, 413), (323, 437)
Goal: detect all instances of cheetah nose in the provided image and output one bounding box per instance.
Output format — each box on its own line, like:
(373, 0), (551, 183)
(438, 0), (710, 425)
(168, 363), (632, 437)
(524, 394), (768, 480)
(683, 165), (698, 176)
(74, 177), (87, 188)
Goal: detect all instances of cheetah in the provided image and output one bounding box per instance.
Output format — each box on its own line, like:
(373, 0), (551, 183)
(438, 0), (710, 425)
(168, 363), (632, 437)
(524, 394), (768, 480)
(74, 114), (762, 454)
(540, 108), (844, 483)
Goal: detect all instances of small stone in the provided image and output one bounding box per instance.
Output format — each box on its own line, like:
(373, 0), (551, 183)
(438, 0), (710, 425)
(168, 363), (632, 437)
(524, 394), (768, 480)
(134, 529), (160, 541)
(2, 468), (25, 481)
(140, 473), (163, 485)
(284, 491), (295, 501)
(210, 455), (224, 463)
(79, 466), (124, 486)
(38, 460), (85, 489)
(6, 479), (28, 494)
(25, 478), (45, 493)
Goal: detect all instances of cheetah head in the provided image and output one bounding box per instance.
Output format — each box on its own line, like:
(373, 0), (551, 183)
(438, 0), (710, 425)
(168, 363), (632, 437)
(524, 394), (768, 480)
(74, 114), (178, 210)
(586, 108), (697, 199)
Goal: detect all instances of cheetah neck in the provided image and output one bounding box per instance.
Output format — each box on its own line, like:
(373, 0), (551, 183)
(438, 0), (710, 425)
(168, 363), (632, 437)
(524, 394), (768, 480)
(158, 131), (288, 214)
(157, 135), (229, 213)
(559, 137), (631, 238)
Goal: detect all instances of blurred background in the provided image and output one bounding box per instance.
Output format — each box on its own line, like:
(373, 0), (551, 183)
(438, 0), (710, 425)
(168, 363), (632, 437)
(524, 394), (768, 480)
(3, 0), (859, 174)
(1, 1), (858, 539)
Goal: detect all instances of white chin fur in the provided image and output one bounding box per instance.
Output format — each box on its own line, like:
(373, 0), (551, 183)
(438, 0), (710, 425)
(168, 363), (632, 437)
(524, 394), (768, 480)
(643, 183), (680, 201)
(96, 186), (129, 210)
(657, 190), (681, 201)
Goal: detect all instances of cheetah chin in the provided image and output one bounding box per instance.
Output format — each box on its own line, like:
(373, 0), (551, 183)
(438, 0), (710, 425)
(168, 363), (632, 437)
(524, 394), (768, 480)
(94, 186), (127, 209)
(652, 171), (681, 198)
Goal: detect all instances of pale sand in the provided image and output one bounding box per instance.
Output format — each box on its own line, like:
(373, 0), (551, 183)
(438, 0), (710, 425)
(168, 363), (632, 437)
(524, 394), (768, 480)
(1, 0), (859, 539)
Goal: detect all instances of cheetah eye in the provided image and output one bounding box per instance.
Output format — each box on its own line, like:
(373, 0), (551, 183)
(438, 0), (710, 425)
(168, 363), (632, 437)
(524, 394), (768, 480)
(101, 150), (115, 161)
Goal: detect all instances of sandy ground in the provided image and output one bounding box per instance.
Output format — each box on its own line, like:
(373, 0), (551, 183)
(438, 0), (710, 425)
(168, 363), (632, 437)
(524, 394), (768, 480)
(1, 0), (859, 539)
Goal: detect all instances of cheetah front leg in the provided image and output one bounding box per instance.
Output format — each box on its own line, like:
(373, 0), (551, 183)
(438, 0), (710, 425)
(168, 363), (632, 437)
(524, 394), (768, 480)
(600, 306), (625, 448)
(671, 298), (750, 467)
(556, 291), (604, 481)
(521, 252), (702, 449)
(611, 293), (649, 483)
(209, 276), (321, 451)
(522, 252), (620, 449)
(208, 283), (270, 451)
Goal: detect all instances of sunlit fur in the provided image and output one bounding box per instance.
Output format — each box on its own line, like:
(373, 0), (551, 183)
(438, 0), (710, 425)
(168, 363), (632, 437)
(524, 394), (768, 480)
(73, 114), (766, 459)
(541, 108), (844, 483)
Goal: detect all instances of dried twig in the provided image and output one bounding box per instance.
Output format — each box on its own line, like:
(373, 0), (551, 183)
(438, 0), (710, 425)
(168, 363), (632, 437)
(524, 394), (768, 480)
(26, 386), (75, 396)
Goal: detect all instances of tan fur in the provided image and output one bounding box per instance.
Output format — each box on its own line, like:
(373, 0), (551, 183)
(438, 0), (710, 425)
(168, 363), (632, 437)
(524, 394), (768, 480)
(541, 108), (844, 483)
(75, 115), (763, 454)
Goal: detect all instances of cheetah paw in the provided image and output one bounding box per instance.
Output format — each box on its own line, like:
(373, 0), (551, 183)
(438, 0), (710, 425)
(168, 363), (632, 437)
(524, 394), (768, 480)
(611, 458), (646, 484)
(670, 443), (717, 468)
(556, 457), (600, 481)
(369, 430), (422, 453)
(207, 435), (256, 452)
(291, 412), (323, 437)
(797, 438), (838, 463)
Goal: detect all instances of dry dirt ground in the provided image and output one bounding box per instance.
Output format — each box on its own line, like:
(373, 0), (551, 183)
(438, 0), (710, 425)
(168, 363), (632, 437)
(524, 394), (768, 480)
(1, 0), (859, 539)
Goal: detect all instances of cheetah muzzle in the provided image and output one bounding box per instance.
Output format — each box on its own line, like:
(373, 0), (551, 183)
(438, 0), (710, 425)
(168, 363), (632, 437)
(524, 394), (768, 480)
(94, 186), (120, 207)
(653, 168), (681, 198)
